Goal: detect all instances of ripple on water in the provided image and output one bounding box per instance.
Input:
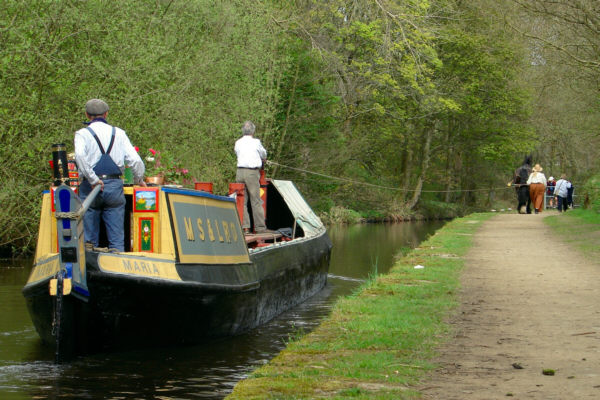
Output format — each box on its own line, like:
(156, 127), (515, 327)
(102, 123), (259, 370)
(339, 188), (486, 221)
(0, 328), (36, 337)
(327, 273), (366, 283)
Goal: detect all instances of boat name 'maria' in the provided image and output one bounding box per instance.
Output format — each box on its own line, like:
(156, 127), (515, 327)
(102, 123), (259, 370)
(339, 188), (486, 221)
(182, 217), (240, 244)
(122, 259), (161, 275)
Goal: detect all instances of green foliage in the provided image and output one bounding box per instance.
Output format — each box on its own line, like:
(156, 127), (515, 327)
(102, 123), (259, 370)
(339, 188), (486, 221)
(1, 0), (588, 254)
(430, 1), (535, 203)
(579, 174), (600, 211)
(545, 208), (600, 265)
(511, 0), (600, 177)
(320, 206), (363, 225)
(417, 200), (463, 220)
(0, 0), (317, 252)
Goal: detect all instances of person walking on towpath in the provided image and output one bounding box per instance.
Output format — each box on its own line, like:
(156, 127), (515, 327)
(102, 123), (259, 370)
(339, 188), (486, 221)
(75, 99), (146, 252)
(567, 181), (575, 209)
(527, 163), (547, 214)
(553, 173), (572, 213)
(234, 120), (267, 234)
(421, 214), (600, 399)
(546, 176), (556, 208)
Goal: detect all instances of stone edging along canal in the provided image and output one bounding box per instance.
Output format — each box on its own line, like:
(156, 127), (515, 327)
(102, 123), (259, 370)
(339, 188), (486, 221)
(227, 213), (494, 399)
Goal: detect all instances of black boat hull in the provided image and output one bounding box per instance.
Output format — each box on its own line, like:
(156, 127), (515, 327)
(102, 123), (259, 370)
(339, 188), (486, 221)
(23, 232), (331, 355)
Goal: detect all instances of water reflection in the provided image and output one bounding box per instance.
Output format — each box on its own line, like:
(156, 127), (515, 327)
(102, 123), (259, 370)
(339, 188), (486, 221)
(328, 221), (441, 279)
(0, 221), (444, 399)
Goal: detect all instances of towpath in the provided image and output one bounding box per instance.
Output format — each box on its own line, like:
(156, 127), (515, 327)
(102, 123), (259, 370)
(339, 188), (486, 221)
(420, 213), (600, 399)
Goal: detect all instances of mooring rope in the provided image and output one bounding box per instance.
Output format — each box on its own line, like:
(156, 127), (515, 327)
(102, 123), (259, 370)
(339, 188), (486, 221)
(267, 160), (513, 193)
(55, 210), (82, 219)
(54, 185), (102, 220)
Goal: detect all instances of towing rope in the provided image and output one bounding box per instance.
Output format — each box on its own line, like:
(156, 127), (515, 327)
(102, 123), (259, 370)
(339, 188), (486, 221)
(267, 160), (513, 194)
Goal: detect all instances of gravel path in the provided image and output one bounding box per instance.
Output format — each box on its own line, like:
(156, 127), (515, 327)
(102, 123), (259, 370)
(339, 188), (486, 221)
(420, 213), (600, 399)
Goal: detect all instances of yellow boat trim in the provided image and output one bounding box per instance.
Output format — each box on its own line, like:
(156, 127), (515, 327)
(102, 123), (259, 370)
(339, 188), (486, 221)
(121, 252), (176, 260)
(169, 195), (234, 209)
(98, 254), (182, 281)
(34, 192), (56, 264)
(27, 255), (60, 285)
(178, 253), (251, 264)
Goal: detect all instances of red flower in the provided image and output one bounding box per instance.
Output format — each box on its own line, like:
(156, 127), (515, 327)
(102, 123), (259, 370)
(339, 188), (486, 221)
(134, 146), (139, 152)
(149, 148), (157, 155)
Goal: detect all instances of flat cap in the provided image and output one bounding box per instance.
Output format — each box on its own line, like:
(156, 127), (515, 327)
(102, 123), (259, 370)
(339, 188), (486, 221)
(85, 99), (109, 115)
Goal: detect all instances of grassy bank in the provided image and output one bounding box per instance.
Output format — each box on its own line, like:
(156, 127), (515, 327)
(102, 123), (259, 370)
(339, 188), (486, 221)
(227, 213), (494, 399)
(545, 209), (600, 261)
(319, 200), (469, 225)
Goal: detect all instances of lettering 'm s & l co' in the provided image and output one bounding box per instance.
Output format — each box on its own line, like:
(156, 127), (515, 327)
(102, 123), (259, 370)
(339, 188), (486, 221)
(182, 216), (240, 244)
(168, 195), (250, 263)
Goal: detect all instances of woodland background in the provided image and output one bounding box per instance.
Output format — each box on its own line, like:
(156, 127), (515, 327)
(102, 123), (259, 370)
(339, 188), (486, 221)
(1, 0), (599, 254)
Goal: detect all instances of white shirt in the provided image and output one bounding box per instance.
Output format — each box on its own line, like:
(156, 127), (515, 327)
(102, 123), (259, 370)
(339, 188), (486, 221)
(234, 135), (267, 168)
(74, 120), (145, 185)
(553, 179), (572, 198)
(527, 172), (547, 186)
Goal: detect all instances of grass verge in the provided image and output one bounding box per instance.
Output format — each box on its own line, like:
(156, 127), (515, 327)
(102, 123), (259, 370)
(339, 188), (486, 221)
(227, 213), (494, 399)
(544, 208), (600, 261)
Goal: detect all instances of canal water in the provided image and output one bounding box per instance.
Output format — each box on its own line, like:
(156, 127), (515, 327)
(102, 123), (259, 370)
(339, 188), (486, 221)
(0, 221), (445, 399)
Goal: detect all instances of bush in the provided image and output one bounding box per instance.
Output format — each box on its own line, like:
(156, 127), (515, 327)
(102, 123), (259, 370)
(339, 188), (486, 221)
(417, 200), (464, 219)
(579, 174), (600, 211)
(320, 206), (363, 224)
(0, 0), (304, 253)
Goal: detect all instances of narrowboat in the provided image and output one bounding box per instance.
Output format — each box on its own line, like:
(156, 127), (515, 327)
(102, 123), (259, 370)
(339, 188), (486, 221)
(22, 153), (331, 362)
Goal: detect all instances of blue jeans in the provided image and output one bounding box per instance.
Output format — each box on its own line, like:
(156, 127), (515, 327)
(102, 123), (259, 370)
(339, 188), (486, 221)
(79, 179), (126, 251)
(556, 196), (568, 212)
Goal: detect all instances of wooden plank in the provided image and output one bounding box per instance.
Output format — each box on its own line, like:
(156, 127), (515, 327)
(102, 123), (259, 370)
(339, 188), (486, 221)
(244, 231), (283, 244)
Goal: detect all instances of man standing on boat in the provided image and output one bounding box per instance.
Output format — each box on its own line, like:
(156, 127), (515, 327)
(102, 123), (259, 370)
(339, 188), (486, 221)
(74, 99), (146, 252)
(234, 120), (267, 234)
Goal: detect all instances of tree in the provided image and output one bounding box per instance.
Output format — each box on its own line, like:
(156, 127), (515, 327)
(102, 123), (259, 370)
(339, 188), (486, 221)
(0, 0), (294, 253)
(510, 0), (600, 72)
(509, 0), (600, 179)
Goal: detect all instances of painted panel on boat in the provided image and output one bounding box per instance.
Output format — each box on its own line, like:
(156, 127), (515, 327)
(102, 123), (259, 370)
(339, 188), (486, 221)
(55, 185), (88, 291)
(167, 193), (250, 264)
(26, 255), (60, 286)
(98, 254), (182, 281)
(35, 192), (56, 263)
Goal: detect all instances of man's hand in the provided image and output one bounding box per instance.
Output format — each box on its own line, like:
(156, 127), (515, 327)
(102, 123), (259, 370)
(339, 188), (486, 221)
(138, 180), (147, 187)
(93, 179), (105, 191)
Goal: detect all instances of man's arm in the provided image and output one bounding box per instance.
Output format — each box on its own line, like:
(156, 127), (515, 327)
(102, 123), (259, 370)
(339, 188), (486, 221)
(74, 131), (100, 186)
(257, 140), (267, 160)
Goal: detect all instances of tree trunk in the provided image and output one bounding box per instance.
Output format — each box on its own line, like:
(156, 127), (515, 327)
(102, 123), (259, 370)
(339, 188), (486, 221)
(443, 121), (453, 203)
(407, 126), (433, 210)
(401, 136), (412, 201)
(272, 61), (300, 178)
